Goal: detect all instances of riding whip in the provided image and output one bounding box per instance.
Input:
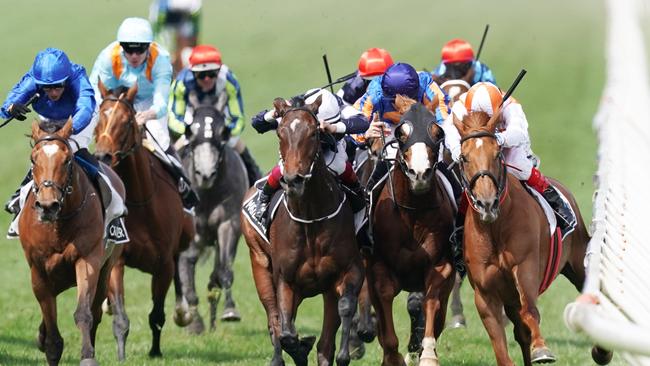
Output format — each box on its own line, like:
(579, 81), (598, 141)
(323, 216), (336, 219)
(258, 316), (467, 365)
(322, 54), (335, 93)
(475, 24), (490, 62)
(0, 92), (40, 128)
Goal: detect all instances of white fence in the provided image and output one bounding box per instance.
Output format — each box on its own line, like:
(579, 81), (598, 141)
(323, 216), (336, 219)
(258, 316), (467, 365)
(563, 0), (650, 365)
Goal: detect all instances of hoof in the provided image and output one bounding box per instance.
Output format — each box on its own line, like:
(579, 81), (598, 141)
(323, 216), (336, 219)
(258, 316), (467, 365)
(187, 314), (206, 335)
(36, 332), (45, 353)
(102, 298), (113, 316)
(80, 358), (99, 366)
(357, 327), (376, 343)
(447, 314), (466, 329)
(531, 346), (556, 364)
(418, 357), (439, 366)
(221, 307), (241, 322)
(148, 349), (162, 358)
(349, 340), (365, 360)
(592, 346), (613, 365)
(404, 352), (419, 366)
(299, 335), (316, 353)
(173, 306), (193, 327)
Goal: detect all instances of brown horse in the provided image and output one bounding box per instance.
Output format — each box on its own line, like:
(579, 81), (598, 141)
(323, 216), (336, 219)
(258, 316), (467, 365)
(367, 97), (456, 366)
(241, 96), (364, 366)
(94, 82), (194, 360)
(454, 111), (608, 365)
(19, 120), (124, 366)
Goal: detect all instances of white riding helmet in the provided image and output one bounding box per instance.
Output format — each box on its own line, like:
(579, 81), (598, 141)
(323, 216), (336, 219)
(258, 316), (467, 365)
(304, 88), (341, 124)
(117, 17), (154, 43)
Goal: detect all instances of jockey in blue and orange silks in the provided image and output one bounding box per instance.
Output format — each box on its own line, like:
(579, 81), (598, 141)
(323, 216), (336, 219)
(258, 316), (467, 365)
(353, 62), (451, 192)
(432, 39), (496, 85)
(0, 48), (126, 238)
(89, 17), (199, 211)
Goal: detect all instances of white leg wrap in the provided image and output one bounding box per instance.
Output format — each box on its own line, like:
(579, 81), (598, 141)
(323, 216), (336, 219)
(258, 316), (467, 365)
(420, 337), (438, 361)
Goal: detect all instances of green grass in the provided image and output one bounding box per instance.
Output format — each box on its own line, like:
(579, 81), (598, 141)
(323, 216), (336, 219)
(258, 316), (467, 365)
(0, 0), (629, 365)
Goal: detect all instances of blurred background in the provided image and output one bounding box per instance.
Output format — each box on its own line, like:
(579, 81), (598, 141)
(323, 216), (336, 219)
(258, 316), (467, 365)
(0, 0), (623, 364)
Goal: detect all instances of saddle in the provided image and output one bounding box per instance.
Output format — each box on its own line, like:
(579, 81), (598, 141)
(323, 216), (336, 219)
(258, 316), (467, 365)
(241, 178), (284, 244)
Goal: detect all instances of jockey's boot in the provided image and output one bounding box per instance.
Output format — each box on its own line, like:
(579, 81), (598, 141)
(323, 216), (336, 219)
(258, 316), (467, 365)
(5, 169), (32, 215)
(449, 213), (466, 278)
(527, 167), (575, 236)
(254, 181), (278, 226)
(239, 147), (262, 187)
(164, 147), (200, 212)
(339, 161), (366, 212)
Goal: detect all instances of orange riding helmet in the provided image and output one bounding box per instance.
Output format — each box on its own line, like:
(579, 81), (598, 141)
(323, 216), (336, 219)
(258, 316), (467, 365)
(358, 47), (394, 78)
(189, 45), (222, 72)
(441, 39), (475, 64)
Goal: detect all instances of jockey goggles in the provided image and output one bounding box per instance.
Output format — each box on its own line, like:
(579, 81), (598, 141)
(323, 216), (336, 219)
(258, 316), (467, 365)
(193, 70), (219, 80)
(42, 83), (65, 90)
(120, 42), (150, 55)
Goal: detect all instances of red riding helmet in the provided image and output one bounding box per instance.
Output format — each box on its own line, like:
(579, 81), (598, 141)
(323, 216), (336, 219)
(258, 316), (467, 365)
(441, 39), (475, 64)
(189, 45), (222, 72)
(358, 47), (394, 78)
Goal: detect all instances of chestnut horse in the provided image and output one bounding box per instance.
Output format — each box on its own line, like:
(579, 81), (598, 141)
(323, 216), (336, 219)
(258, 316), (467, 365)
(454, 111), (608, 365)
(19, 120), (124, 366)
(94, 82), (194, 360)
(368, 98), (456, 366)
(241, 96), (364, 366)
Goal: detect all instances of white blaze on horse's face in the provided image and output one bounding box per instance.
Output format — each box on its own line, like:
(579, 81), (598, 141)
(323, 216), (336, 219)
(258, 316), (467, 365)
(289, 118), (301, 133)
(193, 142), (218, 188)
(42, 144), (60, 157)
(410, 143), (430, 174)
(475, 139), (483, 149)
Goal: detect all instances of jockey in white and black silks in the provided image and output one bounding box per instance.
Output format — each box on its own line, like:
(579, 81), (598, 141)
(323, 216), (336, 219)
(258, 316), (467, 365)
(249, 88), (370, 224)
(89, 17), (198, 211)
(443, 82), (576, 242)
(168, 44), (262, 186)
(0, 47), (126, 237)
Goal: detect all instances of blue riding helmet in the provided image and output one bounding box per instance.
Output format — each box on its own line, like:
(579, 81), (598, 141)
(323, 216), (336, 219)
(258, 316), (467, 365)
(381, 63), (419, 100)
(30, 48), (72, 85)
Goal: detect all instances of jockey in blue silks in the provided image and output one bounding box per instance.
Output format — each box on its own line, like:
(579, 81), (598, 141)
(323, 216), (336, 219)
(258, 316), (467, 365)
(0, 47), (126, 237)
(89, 17), (198, 211)
(432, 39), (496, 85)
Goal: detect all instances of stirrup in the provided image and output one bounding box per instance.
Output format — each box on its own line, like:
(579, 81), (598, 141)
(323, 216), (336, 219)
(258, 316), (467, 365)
(4, 196), (19, 215)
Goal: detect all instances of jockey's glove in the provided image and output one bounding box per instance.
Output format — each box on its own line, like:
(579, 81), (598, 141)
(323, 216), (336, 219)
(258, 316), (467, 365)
(495, 132), (505, 146)
(8, 103), (30, 121)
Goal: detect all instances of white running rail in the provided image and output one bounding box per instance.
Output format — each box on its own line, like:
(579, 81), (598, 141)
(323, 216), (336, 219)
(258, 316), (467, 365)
(563, 0), (650, 365)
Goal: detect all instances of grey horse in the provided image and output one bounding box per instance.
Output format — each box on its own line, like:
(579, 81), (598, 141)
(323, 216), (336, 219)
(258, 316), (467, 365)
(177, 96), (248, 334)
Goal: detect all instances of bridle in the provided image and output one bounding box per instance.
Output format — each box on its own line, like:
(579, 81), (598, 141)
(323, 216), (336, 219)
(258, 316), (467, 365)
(278, 107), (322, 183)
(458, 131), (508, 210)
(31, 135), (74, 205)
(188, 105), (228, 167)
(98, 95), (140, 164)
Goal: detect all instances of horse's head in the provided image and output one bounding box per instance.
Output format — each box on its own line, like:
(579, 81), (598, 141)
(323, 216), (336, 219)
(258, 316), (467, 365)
(274, 95), (322, 196)
(454, 110), (506, 222)
(186, 94), (229, 189)
(393, 96), (444, 194)
(30, 119), (75, 222)
(94, 80), (140, 166)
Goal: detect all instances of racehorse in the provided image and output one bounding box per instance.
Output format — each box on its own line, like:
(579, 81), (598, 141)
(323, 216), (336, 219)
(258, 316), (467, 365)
(241, 96), (364, 366)
(453, 110), (611, 365)
(177, 94), (248, 334)
(367, 96), (456, 366)
(19, 120), (124, 366)
(94, 82), (195, 360)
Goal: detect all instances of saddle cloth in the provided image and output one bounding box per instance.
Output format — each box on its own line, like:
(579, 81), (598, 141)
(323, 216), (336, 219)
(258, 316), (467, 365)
(9, 171), (129, 245)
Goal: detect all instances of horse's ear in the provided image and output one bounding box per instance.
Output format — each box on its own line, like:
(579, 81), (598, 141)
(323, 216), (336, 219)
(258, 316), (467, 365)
(485, 107), (502, 133)
(452, 113), (466, 137)
(125, 83), (138, 103)
(97, 78), (109, 98)
(273, 97), (290, 118)
(393, 95), (411, 115)
(57, 118), (74, 139)
(31, 120), (42, 140)
(307, 95), (322, 116)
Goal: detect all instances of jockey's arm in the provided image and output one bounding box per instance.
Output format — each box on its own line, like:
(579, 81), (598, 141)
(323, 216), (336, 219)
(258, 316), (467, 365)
(0, 72), (38, 119)
(497, 102), (530, 148)
(423, 77), (450, 124)
(150, 55), (173, 119)
(167, 78), (188, 137)
(441, 103), (465, 162)
(251, 109), (278, 134)
(337, 106), (369, 134)
(68, 65), (96, 134)
(89, 45), (118, 105)
(474, 61), (497, 85)
(224, 71), (245, 136)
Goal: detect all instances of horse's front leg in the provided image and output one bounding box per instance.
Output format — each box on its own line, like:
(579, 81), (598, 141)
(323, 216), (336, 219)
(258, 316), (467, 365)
(148, 258), (174, 358)
(317, 290), (341, 366)
(178, 239), (205, 334)
(74, 252), (103, 365)
(216, 219), (241, 322)
(334, 260), (363, 366)
(32, 267), (64, 366)
(172, 254), (193, 328)
(448, 273), (466, 328)
(277, 277), (308, 366)
(474, 287), (514, 366)
(107, 260), (130, 361)
(418, 262), (455, 366)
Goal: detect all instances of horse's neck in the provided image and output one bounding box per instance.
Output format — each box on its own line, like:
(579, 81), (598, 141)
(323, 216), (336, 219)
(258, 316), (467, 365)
(285, 160), (341, 219)
(61, 165), (91, 216)
(115, 147), (155, 201)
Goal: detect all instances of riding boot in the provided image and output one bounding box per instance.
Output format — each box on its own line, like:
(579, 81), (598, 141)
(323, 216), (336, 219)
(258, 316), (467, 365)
(343, 179), (366, 213)
(5, 169), (32, 215)
(165, 146), (200, 211)
(254, 181), (278, 226)
(449, 213), (466, 278)
(365, 160), (390, 205)
(542, 186), (576, 236)
(239, 147), (262, 187)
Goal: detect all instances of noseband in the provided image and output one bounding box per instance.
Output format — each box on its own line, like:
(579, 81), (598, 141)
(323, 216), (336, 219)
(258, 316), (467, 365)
(458, 131), (508, 209)
(99, 96), (140, 163)
(31, 135), (74, 203)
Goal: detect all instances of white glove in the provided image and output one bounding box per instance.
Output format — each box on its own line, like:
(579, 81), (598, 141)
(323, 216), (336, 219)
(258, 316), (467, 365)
(451, 146), (461, 162)
(495, 132), (505, 146)
(264, 110), (278, 122)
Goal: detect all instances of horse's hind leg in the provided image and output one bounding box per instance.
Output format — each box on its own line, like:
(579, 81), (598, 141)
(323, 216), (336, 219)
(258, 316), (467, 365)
(178, 240), (205, 334)
(74, 254), (103, 364)
(335, 262), (363, 366)
(32, 268), (64, 365)
(148, 259), (174, 358)
(217, 220), (241, 322)
(356, 276), (377, 342)
(108, 260), (130, 361)
(448, 274), (466, 329)
(172, 255), (193, 328)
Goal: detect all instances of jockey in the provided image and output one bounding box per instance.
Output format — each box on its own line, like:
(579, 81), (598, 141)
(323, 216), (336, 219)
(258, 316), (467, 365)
(250, 88), (369, 224)
(89, 17), (198, 211)
(168, 44), (262, 186)
(432, 39), (496, 85)
(337, 47), (394, 106)
(149, 0), (202, 70)
(444, 82), (575, 253)
(354, 62), (450, 193)
(1, 48), (125, 237)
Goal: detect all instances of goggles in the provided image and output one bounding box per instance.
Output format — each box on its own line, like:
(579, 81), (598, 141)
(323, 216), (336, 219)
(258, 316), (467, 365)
(120, 42), (150, 55)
